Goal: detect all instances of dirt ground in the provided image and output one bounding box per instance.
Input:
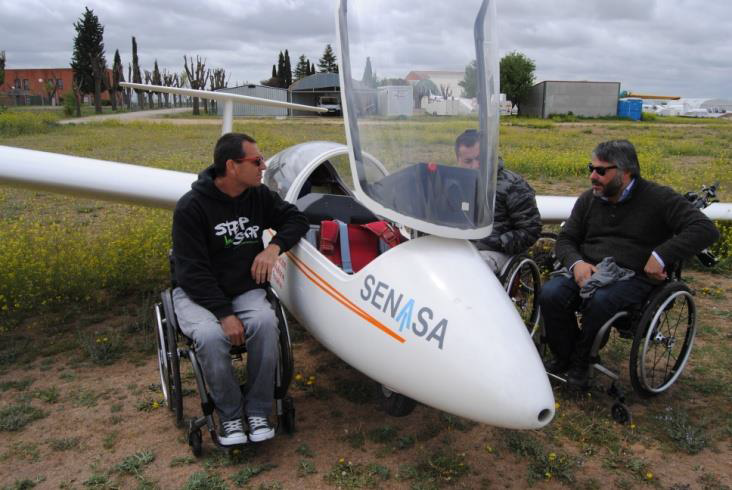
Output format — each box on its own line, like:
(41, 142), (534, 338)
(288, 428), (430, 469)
(1, 269), (731, 490)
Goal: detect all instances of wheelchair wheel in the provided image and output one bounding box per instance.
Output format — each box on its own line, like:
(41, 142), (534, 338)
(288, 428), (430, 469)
(188, 419), (203, 457)
(378, 384), (417, 417)
(502, 257), (542, 336)
(161, 290), (184, 426)
(611, 402), (631, 424)
(528, 232), (557, 278)
(629, 282), (696, 396)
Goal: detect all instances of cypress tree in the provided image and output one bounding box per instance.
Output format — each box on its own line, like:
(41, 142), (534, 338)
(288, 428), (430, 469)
(276, 51), (286, 88)
(131, 36), (144, 108)
(0, 51), (5, 87)
(70, 7), (107, 112)
(152, 60), (163, 108)
(283, 49), (292, 87)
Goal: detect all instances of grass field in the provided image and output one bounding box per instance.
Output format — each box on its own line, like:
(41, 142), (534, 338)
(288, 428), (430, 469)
(0, 113), (731, 488)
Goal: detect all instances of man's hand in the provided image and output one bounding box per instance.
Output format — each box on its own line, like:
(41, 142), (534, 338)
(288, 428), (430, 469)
(251, 243), (281, 284)
(644, 254), (667, 282)
(573, 261), (597, 287)
(220, 315), (245, 346)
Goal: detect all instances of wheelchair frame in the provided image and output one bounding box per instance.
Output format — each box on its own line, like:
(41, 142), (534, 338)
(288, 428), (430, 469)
(542, 272), (697, 424)
(154, 286), (296, 456)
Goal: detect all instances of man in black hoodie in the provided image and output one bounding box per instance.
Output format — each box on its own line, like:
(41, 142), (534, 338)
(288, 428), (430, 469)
(539, 139), (719, 388)
(172, 133), (308, 445)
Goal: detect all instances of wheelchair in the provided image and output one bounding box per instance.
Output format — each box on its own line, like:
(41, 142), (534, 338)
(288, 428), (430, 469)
(154, 284), (296, 456)
(540, 264), (697, 424)
(498, 253), (542, 337)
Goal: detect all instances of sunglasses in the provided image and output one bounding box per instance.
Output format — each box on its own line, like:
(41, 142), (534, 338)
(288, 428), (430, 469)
(587, 163), (617, 176)
(234, 156), (265, 167)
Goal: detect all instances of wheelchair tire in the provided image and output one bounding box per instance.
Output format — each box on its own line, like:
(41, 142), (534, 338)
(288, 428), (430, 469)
(378, 384), (417, 417)
(501, 256), (542, 336)
(282, 396), (296, 434)
(188, 420), (203, 457)
(161, 290), (184, 426)
(629, 282), (696, 397)
(611, 402), (631, 425)
(154, 303), (173, 410)
(269, 289), (294, 400)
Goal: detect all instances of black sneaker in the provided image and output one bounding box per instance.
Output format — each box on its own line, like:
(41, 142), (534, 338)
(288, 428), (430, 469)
(247, 415), (275, 442)
(567, 364), (591, 388)
(219, 419), (247, 446)
(545, 358), (571, 376)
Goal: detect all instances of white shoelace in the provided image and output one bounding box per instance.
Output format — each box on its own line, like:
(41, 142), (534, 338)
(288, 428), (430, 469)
(222, 419), (244, 434)
(248, 416), (269, 430)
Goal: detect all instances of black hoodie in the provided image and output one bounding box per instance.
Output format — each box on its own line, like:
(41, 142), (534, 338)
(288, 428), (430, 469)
(172, 165), (308, 318)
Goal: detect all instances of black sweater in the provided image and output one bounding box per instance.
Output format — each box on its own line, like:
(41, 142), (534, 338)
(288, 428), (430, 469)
(556, 178), (719, 275)
(172, 165), (309, 318)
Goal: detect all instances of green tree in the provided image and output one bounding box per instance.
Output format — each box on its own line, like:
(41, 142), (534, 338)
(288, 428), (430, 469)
(499, 51), (535, 114)
(0, 50), (5, 87)
(309, 61), (315, 76)
(318, 44), (338, 73)
(152, 60), (162, 108)
(112, 49), (124, 109)
(458, 60), (477, 98)
(276, 51), (286, 87)
(294, 55), (310, 80)
(283, 49), (292, 87)
(131, 36), (144, 109)
(413, 79), (439, 109)
(458, 52), (536, 113)
(70, 7), (107, 113)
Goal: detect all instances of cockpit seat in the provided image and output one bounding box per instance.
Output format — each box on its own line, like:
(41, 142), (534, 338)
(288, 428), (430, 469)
(295, 192), (379, 224)
(295, 193), (402, 273)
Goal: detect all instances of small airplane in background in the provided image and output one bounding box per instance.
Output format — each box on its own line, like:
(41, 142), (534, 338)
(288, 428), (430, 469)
(0, 0), (730, 430)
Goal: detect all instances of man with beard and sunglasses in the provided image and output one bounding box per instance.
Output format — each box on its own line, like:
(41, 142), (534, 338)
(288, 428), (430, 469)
(538, 139), (718, 388)
(172, 133), (308, 445)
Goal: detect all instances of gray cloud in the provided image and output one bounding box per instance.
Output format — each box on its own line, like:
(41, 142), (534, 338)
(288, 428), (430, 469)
(1, 0), (729, 97)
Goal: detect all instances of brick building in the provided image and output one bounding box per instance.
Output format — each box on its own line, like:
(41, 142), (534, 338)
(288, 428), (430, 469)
(0, 67), (113, 106)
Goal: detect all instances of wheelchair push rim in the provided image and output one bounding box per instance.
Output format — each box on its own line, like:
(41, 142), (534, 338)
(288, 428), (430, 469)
(632, 287), (696, 395)
(502, 257), (542, 334)
(154, 302), (172, 407)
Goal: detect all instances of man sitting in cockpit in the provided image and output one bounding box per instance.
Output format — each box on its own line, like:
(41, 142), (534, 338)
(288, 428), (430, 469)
(455, 129), (542, 273)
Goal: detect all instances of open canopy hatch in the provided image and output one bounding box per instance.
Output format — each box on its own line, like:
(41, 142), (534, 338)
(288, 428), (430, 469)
(336, 0), (500, 239)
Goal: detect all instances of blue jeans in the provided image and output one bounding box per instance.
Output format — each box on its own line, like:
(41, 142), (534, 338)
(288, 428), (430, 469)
(539, 274), (654, 365)
(172, 287), (280, 421)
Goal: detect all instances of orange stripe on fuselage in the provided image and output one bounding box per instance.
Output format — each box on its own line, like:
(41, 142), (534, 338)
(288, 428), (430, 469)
(283, 248), (406, 343)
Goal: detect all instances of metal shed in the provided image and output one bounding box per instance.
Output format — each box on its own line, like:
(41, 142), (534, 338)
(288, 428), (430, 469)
(522, 81), (621, 118)
(377, 85), (413, 117)
(290, 73), (341, 116)
(217, 84), (289, 116)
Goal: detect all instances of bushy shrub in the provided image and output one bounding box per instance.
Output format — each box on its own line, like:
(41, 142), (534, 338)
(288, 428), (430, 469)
(641, 112), (658, 122)
(62, 90), (76, 116)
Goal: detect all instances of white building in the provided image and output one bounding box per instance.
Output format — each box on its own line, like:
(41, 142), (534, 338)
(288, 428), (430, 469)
(404, 71), (464, 98)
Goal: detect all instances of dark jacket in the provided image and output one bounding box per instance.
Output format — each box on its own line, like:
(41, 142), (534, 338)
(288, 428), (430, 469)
(172, 165), (308, 318)
(476, 160), (542, 255)
(556, 178), (719, 275)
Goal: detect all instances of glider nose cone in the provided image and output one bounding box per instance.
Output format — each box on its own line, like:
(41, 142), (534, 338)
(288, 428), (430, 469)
(367, 236), (554, 429)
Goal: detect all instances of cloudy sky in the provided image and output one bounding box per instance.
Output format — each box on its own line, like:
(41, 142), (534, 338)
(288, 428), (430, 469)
(2, 0), (730, 98)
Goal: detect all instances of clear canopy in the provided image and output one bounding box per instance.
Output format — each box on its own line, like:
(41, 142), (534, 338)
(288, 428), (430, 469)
(336, 0), (499, 239)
